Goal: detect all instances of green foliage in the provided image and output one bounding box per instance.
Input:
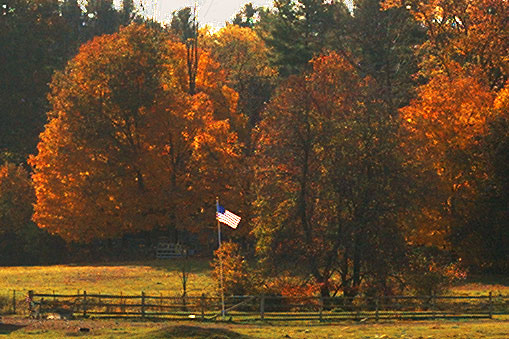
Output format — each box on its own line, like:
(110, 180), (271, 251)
(169, 7), (197, 44)
(232, 3), (260, 28)
(258, 0), (348, 76)
(254, 52), (413, 297)
(0, 0), (143, 164)
(449, 104), (509, 273)
(347, 0), (426, 109)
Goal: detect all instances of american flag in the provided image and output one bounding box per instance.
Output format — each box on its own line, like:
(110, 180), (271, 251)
(216, 204), (241, 229)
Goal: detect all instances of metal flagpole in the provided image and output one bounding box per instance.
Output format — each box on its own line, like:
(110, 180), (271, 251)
(216, 197), (225, 318)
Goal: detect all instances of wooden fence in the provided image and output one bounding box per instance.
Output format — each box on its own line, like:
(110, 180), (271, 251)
(24, 291), (509, 322)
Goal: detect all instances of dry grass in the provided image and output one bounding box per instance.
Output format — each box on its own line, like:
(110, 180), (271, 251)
(1, 316), (508, 338)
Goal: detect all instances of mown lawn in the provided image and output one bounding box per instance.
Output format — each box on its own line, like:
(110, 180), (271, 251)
(1, 317), (508, 338)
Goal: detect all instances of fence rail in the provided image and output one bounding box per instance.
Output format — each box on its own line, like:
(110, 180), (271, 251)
(17, 290), (508, 322)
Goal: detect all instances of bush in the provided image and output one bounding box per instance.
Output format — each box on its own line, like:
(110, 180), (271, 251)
(405, 246), (467, 295)
(212, 241), (259, 296)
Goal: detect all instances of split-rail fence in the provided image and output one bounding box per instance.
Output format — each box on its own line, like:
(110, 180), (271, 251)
(18, 290), (508, 322)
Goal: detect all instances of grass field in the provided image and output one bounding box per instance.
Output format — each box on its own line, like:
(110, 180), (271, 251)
(0, 259), (508, 338)
(1, 259), (507, 298)
(1, 316), (508, 338)
(0, 259), (215, 298)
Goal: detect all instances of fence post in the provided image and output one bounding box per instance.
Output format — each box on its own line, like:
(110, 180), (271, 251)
(260, 295), (265, 321)
(12, 290), (16, 314)
(160, 293), (163, 313)
(375, 296), (379, 322)
(120, 292), (124, 314)
(83, 291), (87, 317)
(40, 297), (45, 316)
(98, 292), (101, 310)
(28, 290), (34, 316)
(488, 292), (493, 319)
(200, 294), (205, 321)
(430, 293), (435, 319)
(141, 291), (145, 318)
(319, 295), (323, 322)
(356, 297), (360, 321)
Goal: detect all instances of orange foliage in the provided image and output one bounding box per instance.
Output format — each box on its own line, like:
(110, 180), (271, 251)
(400, 71), (496, 246)
(384, 0), (508, 86)
(402, 73), (494, 158)
(30, 24), (240, 242)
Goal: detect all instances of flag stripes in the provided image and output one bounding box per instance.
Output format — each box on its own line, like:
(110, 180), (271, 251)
(216, 204), (241, 229)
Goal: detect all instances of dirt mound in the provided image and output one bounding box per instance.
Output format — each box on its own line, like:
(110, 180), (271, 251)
(139, 325), (247, 339)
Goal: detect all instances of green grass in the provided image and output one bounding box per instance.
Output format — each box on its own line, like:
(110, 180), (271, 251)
(1, 317), (508, 338)
(1, 260), (507, 321)
(0, 258), (215, 298)
(0, 262), (508, 338)
(2, 260), (507, 298)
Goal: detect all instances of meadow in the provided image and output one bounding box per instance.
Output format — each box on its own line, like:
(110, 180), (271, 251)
(0, 259), (215, 299)
(0, 259), (508, 338)
(1, 259), (507, 299)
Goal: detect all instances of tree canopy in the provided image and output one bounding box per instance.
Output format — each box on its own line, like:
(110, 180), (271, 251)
(30, 24), (240, 243)
(1, 0), (506, 281)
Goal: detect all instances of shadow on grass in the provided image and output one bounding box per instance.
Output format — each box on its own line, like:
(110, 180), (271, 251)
(0, 323), (26, 335)
(147, 258), (213, 275)
(135, 325), (252, 339)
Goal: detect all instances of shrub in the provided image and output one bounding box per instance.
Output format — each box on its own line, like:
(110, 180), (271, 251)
(405, 246), (467, 295)
(212, 241), (259, 296)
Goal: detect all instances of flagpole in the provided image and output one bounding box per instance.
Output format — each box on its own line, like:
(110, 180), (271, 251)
(216, 197), (225, 319)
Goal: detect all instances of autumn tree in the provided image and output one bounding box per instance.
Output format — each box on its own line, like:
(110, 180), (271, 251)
(204, 25), (276, 129)
(385, 0), (508, 272)
(169, 7), (199, 95)
(384, 0), (508, 88)
(30, 24), (239, 244)
(0, 162), (65, 264)
(399, 68), (509, 273)
(254, 52), (415, 297)
(447, 85), (509, 272)
(0, 162), (35, 264)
